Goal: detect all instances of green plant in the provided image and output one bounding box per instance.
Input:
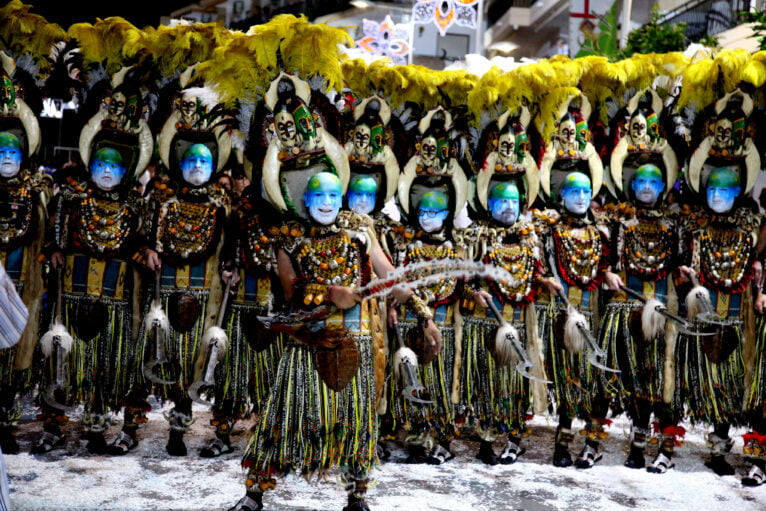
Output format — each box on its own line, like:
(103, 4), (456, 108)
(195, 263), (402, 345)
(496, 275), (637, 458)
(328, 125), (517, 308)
(575, 0), (620, 60)
(622, 5), (689, 56)
(742, 9), (766, 51)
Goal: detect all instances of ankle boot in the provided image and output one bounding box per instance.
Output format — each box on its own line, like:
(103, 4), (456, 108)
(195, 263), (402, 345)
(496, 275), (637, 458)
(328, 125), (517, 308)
(165, 409), (193, 456)
(705, 432), (735, 476)
(342, 472), (371, 511)
(575, 439), (603, 469)
(477, 440), (498, 465)
(0, 404), (21, 454)
(229, 492), (263, 511)
(553, 426), (574, 467)
(624, 426), (648, 469)
(647, 434), (676, 474)
(83, 413), (109, 454)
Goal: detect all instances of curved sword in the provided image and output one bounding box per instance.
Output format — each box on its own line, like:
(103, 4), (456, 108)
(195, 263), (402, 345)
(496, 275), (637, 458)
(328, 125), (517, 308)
(556, 288), (620, 373)
(485, 298), (551, 384)
(189, 280), (232, 406)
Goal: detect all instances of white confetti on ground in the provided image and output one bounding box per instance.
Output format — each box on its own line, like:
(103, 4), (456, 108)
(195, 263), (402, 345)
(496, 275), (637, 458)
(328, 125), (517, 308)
(4, 398), (765, 511)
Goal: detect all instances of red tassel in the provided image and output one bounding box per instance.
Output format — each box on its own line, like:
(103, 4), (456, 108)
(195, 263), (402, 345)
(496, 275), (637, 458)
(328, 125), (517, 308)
(743, 431), (766, 446)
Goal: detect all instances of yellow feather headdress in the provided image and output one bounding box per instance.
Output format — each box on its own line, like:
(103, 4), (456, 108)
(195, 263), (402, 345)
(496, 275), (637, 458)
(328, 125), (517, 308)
(0, 0), (67, 70)
(68, 17), (148, 75)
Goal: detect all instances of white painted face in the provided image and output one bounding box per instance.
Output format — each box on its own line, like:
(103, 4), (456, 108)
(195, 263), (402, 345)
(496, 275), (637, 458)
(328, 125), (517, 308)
(559, 119), (576, 146)
(630, 113), (647, 141)
(275, 111), (297, 144)
(498, 131), (515, 160)
(353, 124), (371, 152)
(714, 118), (733, 147)
(420, 135), (438, 167)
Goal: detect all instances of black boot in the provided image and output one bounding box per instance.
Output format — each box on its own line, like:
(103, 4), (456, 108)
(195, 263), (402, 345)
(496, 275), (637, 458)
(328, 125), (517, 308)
(647, 435), (676, 474)
(0, 426), (18, 454)
(405, 444), (427, 464)
(705, 432), (735, 476)
(343, 494), (371, 511)
(553, 426), (573, 468)
(575, 439), (603, 469)
(31, 415), (65, 454)
(624, 426), (648, 469)
(476, 440), (498, 466)
(342, 471), (371, 511)
(229, 492), (263, 511)
(706, 454), (735, 476)
(86, 431), (108, 454)
(83, 413), (109, 454)
(108, 426), (138, 455)
(201, 417), (234, 458)
(426, 440), (454, 465)
(742, 460), (766, 486)
(167, 430), (187, 456)
(166, 408), (192, 456)
(499, 435), (525, 465)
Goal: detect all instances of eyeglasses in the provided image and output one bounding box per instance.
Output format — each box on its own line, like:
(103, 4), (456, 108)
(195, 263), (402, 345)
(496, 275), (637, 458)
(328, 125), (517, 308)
(417, 209), (442, 218)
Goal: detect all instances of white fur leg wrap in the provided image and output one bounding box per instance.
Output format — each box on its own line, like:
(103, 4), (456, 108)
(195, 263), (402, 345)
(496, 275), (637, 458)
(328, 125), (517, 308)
(143, 302), (170, 333)
(493, 323), (520, 366)
(641, 299), (666, 341)
(40, 323), (74, 358)
(394, 346), (418, 378)
(202, 326), (228, 356)
(685, 285), (711, 319)
(563, 306), (586, 353)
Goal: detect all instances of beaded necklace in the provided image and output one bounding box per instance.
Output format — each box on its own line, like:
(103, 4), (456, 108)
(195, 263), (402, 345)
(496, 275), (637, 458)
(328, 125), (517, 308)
(699, 226), (753, 293)
(296, 232), (360, 306)
(0, 184), (32, 249)
(404, 240), (458, 304)
(486, 243), (537, 303)
(553, 220), (604, 289)
(161, 200), (218, 261)
(75, 194), (132, 255)
(623, 218), (674, 280)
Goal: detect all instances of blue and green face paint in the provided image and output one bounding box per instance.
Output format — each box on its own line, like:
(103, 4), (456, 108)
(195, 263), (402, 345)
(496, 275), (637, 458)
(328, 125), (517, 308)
(417, 190), (449, 232)
(305, 172), (343, 225)
(347, 175), (378, 215)
(706, 167), (740, 214)
(488, 181), (520, 226)
(90, 147), (127, 191)
(631, 163), (664, 206)
(0, 132), (22, 178)
(560, 171), (591, 215)
(180, 143), (214, 186)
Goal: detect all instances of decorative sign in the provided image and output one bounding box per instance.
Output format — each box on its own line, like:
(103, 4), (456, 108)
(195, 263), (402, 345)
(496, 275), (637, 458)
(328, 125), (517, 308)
(412, 0), (480, 36)
(356, 15), (411, 65)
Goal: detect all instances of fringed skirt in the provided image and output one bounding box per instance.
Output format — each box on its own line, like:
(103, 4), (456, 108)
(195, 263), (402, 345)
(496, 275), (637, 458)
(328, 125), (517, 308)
(674, 320), (745, 426)
(243, 335), (377, 478)
(459, 316), (529, 438)
(540, 303), (598, 420)
(135, 288), (210, 399)
(215, 303), (283, 419)
(386, 321), (456, 438)
(747, 315), (766, 420)
(50, 294), (133, 412)
(599, 301), (666, 408)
